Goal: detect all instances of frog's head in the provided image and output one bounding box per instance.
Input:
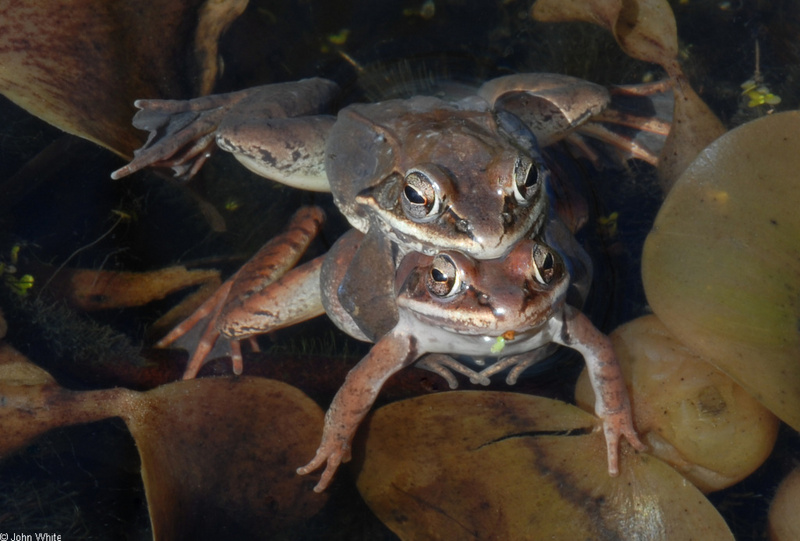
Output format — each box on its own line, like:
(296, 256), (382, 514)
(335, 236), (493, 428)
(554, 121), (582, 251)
(328, 98), (551, 259)
(396, 238), (569, 335)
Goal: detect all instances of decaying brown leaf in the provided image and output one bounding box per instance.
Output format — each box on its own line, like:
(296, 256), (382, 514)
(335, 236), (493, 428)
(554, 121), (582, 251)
(643, 111), (800, 432)
(41, 265), (220, 311)
(532, 0), (725, 189)
(0, 0), (248, 157)
(36, 264), (221, 337)
(0, 346), (326, 538)
(355, 391), (734, 540)
(130, 377), (326, 539)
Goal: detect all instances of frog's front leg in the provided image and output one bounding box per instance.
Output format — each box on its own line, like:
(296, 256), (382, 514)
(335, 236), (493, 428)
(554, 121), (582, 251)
(158, 206), (326, 378)
(297, 331), (419, 492)
(111, 78), (339, 182)
(554, 305), (646, 475)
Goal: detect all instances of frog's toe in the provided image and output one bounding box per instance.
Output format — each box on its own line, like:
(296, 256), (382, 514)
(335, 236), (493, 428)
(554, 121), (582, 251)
(624, 426), (647, 453)
(600, 408), (646, 476)
(468, 374), (492, 386)
(297, 447), (347, 493)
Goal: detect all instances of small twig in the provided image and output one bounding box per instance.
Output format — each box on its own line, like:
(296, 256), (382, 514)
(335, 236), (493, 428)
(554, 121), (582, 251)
(37, 216), (124, 297)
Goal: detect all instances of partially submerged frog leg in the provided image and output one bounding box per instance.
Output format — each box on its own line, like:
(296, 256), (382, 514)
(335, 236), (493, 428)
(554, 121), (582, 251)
(480, 73), (672, 166)
(111, 78), (339, 181)
(555, 305), (646, 475)
(568, 80), (673, 165)
(298, 331), (419, 492)
(415, 353), (492, 388)
(157, 278), (235, 379)
(215, 206), (326, 335)
(157, 207), (326, 379)
(478, 73), (611, 148)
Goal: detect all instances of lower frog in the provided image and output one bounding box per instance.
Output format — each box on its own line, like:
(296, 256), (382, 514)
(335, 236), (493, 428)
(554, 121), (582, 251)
(300, 223), (643, 491)
(158, 207), (644, 492)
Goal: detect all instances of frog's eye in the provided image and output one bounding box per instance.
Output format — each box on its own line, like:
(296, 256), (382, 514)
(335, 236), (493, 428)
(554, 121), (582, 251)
(512, 157), (540, 204)
(426, 254), (461, 297)
(402, 169), (442, 221)
(531, 244), (556, 285)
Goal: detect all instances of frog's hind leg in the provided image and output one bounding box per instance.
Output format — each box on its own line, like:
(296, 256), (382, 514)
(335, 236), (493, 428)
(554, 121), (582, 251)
(571, 80), (673, 166)
(157, 206), (326, 379)
(157, 278), (235, 379)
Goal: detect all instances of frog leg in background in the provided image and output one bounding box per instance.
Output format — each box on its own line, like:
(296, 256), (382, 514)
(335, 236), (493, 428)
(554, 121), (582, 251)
(111, 78), (340, 189)
(480, 75), (672, 166)
(157, 206), (326, 379)
(572, 81), (673, 165)
(415, 353), (492, 388)
(473, 345), (559, 384)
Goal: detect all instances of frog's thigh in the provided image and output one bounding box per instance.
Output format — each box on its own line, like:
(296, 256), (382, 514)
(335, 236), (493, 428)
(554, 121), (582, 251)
(217, 115), (335, 192)
(217, 257), (326, 339)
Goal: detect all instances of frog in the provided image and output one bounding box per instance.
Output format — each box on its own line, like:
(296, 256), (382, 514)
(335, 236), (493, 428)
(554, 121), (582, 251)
(112, 74), (668, 341)
(156, 203), (642, 492)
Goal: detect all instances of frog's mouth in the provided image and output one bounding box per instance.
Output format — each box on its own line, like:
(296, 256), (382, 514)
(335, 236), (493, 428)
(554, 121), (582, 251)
(405, 295), (557, 338)
(356, 188), (545, 260)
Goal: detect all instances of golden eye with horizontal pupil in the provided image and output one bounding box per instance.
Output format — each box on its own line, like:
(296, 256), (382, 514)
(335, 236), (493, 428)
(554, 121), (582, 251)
(512, 157), (540, 204)
(402, 169), (441, 221)
(532, 244), (556, 284)
(426, 254), (461, 297)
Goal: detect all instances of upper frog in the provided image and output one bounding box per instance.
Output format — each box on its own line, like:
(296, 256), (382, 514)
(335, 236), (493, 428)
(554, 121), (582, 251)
(326, 96), (549, 258)
(111, 74), (622, 260)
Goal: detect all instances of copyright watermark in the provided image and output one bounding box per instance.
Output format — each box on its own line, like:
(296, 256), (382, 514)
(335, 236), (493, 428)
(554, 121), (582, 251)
(0, 534), (62, 541)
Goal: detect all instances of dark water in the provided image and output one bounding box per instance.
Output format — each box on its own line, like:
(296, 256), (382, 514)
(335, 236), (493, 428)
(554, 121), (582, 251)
(0, 0), (797, 539)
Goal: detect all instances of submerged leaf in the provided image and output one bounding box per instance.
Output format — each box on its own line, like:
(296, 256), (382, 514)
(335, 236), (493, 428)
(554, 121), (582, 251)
(127, 377), (327, 539)
(656, 76), (725, 191)
(42, 265), (220, 312)
(531, 0), (725, 188)
(0, 0), (248, 156)
(769, 468), (800, 541)
(533, 0), (677, 67)
(0, 343), (132, 459)
(37, 264), (221, 337)
(643, 111), (800, 431)
(356, 391), (733, 540)
(0, 348), (326, 538)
